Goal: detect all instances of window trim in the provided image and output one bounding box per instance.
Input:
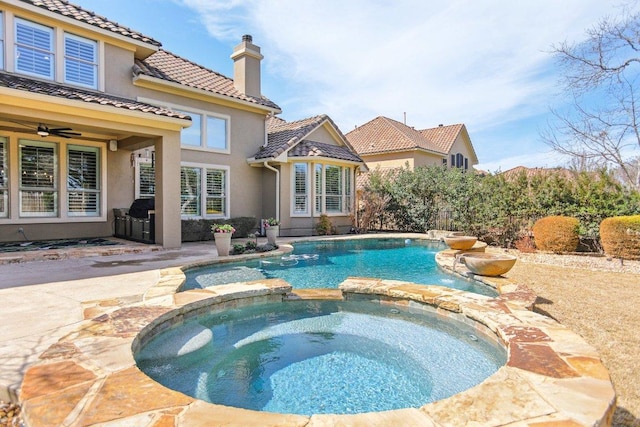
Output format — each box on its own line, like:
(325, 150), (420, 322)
(0, 11), (5, 71)
(18, 139), (58, 218)
(4, 136), (107, 223)
(14, 17), (55, 80)
(67, 144), (100, 217)
(291, 162), (309, 216)
(180, 162), (230, 219)
(295, 162), (353, 217)
(63, 32), (98, 89)
(137, 98), (231, 154)
(0, 136), (8, 218)
(134, 156), (155, 200)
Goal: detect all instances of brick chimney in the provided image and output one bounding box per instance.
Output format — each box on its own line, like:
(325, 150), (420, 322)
(230, 34), (263, 98)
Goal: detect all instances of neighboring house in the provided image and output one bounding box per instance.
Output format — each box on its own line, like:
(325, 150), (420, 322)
(248, 114), (366, 236)
(0, 0), (271, 248)
(345, 116), (478, 172)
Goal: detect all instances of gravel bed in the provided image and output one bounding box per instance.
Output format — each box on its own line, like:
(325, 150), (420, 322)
(489, 248), (640, 274)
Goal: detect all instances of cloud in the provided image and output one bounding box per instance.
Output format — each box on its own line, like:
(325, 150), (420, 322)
(180, 0), (629, 169)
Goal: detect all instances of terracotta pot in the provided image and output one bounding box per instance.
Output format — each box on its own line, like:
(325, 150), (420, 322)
(443, 235), (477, 250)
(214, 232), (232, 256)
(266, 225), (279, 245)
(458, 253), (517, 276)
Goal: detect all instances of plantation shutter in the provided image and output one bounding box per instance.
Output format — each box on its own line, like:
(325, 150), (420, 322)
(64, 34), (97, 88)
(138, 162), (155, 198)
(325, 165), (342, 212)
(315, 164), (322, 214)
(206, 169), (226, 215)
(15, 19), (54, 79)
(181, 167), (201, 216)
(294, 163), (308, 214)
(19, 141), (57, 216)
(67, 146), (99, 216)
(344, 168), (351, 213)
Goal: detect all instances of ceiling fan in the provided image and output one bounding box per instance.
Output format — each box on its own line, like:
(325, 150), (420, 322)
(36, 124), (81, 139)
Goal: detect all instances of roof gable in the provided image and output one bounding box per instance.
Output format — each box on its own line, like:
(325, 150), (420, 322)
(133, 50), (280, 110)
(419, 124), (464, 152)
(346, 116), (442, 155)
(254, 114), (363, 164)
(19, 0), (162, 47)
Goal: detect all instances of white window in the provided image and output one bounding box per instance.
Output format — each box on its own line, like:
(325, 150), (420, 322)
(19, 140), (57, 217)
(64, 33), (97, 88)
(293, 163), (308, 214)
(205, 169), (226, 215)
(314, 164), (322, 214)
(179, 110), (229, 152)
(180, 164), (228, 218)
(135, 157), (155, 199)
(310, 163), (353, 214)
(67, 145), (100, 216)
(0, 137), (7, 217)
(0, 12), (5, 70)
(325, 165), (343, 212)
(181, 166), (201, 216)
(344, 167), (352, 213)
(15, 18), (54, 79)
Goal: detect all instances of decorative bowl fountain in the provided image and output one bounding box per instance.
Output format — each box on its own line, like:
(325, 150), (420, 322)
(443, 234), (478, 250)
(458, 252), (517, 277)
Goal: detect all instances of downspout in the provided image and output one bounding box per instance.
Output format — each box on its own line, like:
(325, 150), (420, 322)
(263, 161), (280, 222)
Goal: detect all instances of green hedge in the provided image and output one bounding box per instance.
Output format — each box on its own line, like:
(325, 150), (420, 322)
(181, 217), (257, 242)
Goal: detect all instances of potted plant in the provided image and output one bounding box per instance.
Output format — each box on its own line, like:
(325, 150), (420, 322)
(263, 218), (280, 245)
(211, 223), (235, 256)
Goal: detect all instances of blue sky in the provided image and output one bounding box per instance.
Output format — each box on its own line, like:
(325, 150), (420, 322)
(78, 0), (635, 172)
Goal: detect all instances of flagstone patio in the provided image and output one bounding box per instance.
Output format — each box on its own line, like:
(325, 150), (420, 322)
(18, 244), (616, 426)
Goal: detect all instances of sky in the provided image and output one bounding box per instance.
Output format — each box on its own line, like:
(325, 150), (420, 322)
(77, 0), (637, 172)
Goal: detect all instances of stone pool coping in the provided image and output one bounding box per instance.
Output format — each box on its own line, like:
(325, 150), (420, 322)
(19, 235), (616, 426)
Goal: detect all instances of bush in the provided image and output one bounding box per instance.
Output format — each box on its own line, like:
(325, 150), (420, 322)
(600, 215), (640, 260)
(532, 216), (580, 253)
(232, 243), (246, 254)
(315, 214), (335, 235)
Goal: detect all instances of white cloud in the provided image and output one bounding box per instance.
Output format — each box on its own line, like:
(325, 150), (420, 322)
(180, 0), (632, 167)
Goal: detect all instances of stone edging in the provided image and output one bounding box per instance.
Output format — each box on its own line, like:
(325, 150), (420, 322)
(18, 237), (616, 426)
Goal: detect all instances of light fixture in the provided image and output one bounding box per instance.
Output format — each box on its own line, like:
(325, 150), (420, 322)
(37, 124), (49, 137)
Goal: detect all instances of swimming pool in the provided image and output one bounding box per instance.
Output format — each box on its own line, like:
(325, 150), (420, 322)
(184, 238), (496, 296)
(135, 299), (506, 415)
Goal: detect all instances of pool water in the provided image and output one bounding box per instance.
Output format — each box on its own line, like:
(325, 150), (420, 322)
(136, 300), (506, 415)
(184, 238), (496, 296)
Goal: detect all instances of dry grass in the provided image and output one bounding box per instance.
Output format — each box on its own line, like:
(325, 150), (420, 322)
(503, 255), (640, 427)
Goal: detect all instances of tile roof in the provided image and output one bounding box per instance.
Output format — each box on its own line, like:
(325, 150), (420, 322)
(419, 123), (464, 153)
(346, 116), (444, 156)
(256, 115), (329, 159)
(0, 72), (190, 120)
(133, 50), (281, 110)
(20, 0), (162, 47)
(289, 140), (363, 163)
(254, 114), (363, 163)
(501, 166), (577, 181)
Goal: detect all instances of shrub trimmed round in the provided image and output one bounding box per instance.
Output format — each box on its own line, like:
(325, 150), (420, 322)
(532, 216), (580, 253)
(600, 215), (640, 260)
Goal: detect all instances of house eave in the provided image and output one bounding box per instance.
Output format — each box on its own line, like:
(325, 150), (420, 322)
(134, 74), (281, 115)
(0, 86), (189, 131)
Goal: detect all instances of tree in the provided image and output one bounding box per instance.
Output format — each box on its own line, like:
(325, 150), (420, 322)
(543, 5), (640, 189)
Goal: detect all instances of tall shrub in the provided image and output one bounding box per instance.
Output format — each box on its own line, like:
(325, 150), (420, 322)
(532, 216), (580, 253)
(600, 215), (640, 260)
